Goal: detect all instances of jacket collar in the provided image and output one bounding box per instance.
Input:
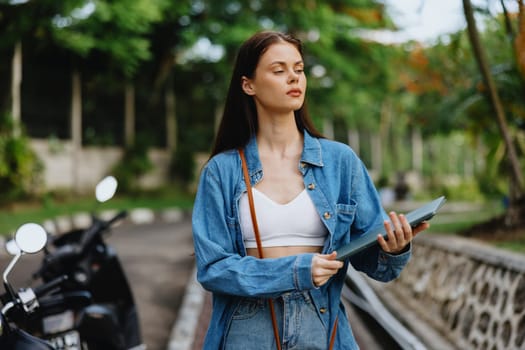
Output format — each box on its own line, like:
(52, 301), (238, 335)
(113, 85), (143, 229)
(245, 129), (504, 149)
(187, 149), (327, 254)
(301, 130), (323, 167)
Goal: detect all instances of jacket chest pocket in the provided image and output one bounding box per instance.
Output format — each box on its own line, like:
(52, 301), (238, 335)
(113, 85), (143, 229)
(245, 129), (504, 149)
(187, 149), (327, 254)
(333, 201), (357, 245)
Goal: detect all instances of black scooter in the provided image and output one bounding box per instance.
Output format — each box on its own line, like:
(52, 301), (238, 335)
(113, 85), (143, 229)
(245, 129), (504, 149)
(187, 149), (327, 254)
(12, 176), (145, 350)
(1, 223), (56, 349)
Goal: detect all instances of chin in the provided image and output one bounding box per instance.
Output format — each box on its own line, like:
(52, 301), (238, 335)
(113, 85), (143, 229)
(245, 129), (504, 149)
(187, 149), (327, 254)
(292, 102), (305, 111)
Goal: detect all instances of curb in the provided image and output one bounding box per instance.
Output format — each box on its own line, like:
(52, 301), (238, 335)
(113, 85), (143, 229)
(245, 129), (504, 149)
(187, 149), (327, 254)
(166, 265), (206, 350)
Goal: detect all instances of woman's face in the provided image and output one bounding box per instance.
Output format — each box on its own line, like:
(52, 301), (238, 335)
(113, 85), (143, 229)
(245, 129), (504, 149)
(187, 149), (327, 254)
(242, 41), (306, 115)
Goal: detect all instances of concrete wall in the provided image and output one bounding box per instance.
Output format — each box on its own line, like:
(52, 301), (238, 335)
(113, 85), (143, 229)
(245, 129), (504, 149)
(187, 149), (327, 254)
(31, 139), (170, 193)
(367, 234), (525, 350)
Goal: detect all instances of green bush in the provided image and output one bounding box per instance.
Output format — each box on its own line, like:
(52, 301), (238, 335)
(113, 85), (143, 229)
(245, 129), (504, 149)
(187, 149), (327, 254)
(112, 135), (153, 194)
(440, 178), (485, 202)
(0, 114), (43, 204)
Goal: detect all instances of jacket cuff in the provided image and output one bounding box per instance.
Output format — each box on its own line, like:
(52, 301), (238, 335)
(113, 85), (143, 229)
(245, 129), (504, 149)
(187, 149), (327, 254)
(294, 253), (316, 290)
(380, 242), (412, 266)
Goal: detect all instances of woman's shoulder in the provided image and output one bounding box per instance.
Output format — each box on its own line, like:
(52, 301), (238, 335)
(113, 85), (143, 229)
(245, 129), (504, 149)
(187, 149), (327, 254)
(318, 137), (359, 160)
(203, 149), (239, 170)
(209, 148), (238, 162)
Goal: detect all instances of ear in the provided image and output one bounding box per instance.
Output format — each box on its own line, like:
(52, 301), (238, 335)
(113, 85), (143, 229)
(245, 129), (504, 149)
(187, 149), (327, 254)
(241, 76), (255, 96)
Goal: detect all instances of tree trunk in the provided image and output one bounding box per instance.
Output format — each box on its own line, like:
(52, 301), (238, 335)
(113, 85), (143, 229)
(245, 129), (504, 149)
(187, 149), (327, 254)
(514, 0), (525, 77)
(124, 83), (135, 147)
(165, 80), (177, 154)
(462, 0), (524, 226)
(71, 69), (82, 193)
(371, 133), (382, 175)
(379, 98), (392, 176)
(11, 41), (22, 137)
(411, 127), (423, 172)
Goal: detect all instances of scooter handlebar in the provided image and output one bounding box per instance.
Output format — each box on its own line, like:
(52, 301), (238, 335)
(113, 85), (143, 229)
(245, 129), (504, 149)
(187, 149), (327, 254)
(33, 210), (128, 279)
(107, 210), (128, 227)
(33, 275), (69, 298)
(79, 210), (127, 250)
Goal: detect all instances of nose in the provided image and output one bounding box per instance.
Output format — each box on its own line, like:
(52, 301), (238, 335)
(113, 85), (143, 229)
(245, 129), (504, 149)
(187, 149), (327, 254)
(288, 70), (299, 84)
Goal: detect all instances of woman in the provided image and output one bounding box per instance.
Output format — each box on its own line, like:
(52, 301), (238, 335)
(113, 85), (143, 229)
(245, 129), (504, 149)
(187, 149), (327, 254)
(192, 31), (429, 349)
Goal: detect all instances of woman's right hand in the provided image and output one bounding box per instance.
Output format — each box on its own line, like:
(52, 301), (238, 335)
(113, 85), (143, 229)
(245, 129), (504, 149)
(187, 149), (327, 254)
(311, 252), (343, 287)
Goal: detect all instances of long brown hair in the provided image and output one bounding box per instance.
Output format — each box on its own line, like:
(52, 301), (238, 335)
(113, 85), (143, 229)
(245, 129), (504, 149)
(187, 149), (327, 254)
(210, 31), (323, 157)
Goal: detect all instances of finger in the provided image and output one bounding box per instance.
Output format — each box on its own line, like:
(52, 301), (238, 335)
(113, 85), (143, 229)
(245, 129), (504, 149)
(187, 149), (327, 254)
(377, 234), (390, 252)
(390, 212), (411, 248)
(413, 221), (430, 235)
(398, 214), (413, 241)
(389, 212), (404, 241)
(383, 219), (396, 247)
(323, 251), (338, 260)
(314, 276), (330, 287)
(311, 255), (343, 279)
(318, 262), (343, 272)
(312, 268), (337, 287)
(316, 253), (343, 269)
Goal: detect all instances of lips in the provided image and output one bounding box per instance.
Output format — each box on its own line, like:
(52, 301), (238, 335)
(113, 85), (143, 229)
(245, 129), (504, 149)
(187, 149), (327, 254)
(287, 89), (302, 97)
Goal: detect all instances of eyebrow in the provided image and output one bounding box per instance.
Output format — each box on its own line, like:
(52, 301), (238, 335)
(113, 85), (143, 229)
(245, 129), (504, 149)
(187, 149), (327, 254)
(270, 60), (304, 66)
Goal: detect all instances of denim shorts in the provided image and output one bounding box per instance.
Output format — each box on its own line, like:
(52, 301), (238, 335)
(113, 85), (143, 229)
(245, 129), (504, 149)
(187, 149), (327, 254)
(224, 291), (328, 349)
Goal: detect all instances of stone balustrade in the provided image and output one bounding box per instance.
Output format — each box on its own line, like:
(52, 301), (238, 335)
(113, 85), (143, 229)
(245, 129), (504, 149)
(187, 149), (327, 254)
(366, 234), (525, 350)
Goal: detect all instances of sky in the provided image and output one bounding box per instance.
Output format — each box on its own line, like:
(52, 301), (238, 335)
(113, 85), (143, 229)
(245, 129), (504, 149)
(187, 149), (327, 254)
(379, 0), (518, 44)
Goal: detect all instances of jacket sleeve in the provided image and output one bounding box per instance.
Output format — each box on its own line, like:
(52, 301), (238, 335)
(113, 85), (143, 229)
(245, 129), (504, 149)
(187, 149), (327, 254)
(346, 157), (411, 282)
(192, 159), (317, 298)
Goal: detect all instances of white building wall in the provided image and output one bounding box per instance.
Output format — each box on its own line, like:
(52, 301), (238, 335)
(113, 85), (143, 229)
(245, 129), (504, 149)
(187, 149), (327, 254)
(31, 139), (170, 193)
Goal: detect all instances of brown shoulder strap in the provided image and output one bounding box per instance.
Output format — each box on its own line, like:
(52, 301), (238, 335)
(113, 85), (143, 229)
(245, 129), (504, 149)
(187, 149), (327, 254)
(329, 316), (339, 349)
(239, 148), (265, 259)
(239, 149), (282, 350)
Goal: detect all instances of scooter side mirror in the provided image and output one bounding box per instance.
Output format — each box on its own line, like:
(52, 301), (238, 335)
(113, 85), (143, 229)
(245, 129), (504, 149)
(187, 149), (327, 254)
(5, 239), (20, 256)
(3, 223), (48, 300)
(95, 176), (118, 203)
(15, 223), (47, 254)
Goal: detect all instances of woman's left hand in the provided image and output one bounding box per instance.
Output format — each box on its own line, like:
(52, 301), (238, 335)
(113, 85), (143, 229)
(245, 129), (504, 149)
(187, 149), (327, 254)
(377, 211), (430, 254)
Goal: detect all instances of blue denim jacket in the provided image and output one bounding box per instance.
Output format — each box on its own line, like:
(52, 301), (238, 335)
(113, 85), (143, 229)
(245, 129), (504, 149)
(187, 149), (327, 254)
(192, 131), (411, 349)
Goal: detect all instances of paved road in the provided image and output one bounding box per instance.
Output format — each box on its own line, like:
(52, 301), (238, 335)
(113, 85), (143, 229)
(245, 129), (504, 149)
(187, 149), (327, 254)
(0, 218), (195, 350)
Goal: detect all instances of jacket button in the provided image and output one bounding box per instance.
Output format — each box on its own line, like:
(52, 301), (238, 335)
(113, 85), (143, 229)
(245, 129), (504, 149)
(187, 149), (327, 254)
(323, 212), (331, 219)
(300, 162), (307, 168)
(307, 183), (315, 190)
(319, 307), (327, 313)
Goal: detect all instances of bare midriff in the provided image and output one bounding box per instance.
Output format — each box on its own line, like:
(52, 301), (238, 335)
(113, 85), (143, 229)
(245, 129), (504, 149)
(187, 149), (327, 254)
(246, 245), (323, 258)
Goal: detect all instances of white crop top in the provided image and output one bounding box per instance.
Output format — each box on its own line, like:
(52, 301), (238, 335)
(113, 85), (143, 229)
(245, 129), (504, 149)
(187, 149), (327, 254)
(239, 188), (328, 248)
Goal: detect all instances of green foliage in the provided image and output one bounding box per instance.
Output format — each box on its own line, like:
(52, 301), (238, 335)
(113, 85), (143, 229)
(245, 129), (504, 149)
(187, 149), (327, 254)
(436, 178), (485, 202)
(0, 114), (43, 204)
(51, 0), (169, 78)
(112, 135), (153, 193)
(173, 0), (391, 116)
(0, 0), (169, 78)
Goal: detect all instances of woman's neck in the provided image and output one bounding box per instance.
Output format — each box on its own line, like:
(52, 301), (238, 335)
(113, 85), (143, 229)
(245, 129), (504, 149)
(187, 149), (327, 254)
(257, 112), (303, 158)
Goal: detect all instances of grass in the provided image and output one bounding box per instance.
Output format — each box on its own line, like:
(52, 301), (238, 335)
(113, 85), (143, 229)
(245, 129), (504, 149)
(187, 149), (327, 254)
(422, 200), (525, 253)
(0, 187), (194, 236)
(428, 209), (502, 233)
(387, 199), (504, 235)
(494, 240), (525, 253)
